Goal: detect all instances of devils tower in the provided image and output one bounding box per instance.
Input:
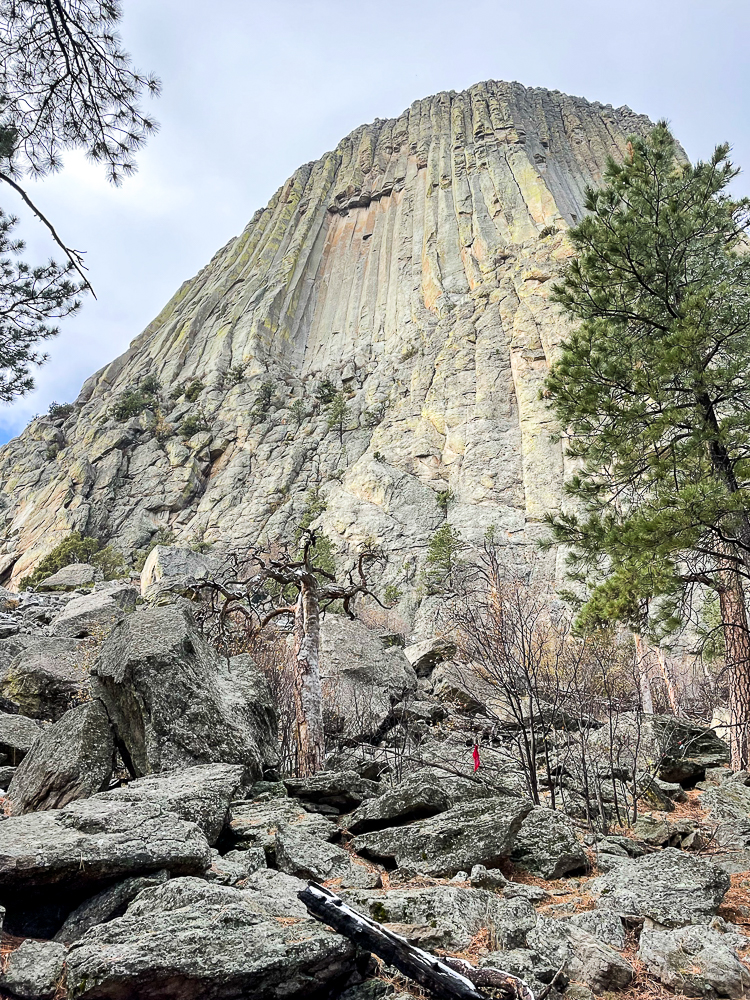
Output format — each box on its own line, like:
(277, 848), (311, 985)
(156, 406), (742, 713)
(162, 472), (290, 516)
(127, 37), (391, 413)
(0, 80), (655, 597)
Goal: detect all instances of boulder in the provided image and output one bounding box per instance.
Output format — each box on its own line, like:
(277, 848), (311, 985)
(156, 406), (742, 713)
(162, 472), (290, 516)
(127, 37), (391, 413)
(205, 848), (266, 885)
(275, 823), (354, 881)
(0, 794), (211, 935)
(50, 590), (124, 639)
(7, 701), (114, 814)
(700, 782), (750, 821)
(320, 616), (417, 731)
(284, 770), (381, 813)
(568, 910), (627, 950)
(1, 637), (91, 720)
(341, 885), (537, 950)
(0, 765), (15, 788)
(510, 807), (589, 879)
(346, 769), (492, 833)
(100, 763), (245, 844)
(140, 544), (223, 599)
(590, 847), (730, 926)
(55, 871), (170, 943)
(38, 562), (96, 590)
(64, 877), (358, 1000)
(228, 797), (338, 858)
(0, 939), (66, 1000)
(403, 637), (456, 678)
(91, 604), (275, 779)
(527, 915), (633, 994)
(638, 919), (750, 998)
(0, 711), (44, 764)
(353, 795), (533, 877)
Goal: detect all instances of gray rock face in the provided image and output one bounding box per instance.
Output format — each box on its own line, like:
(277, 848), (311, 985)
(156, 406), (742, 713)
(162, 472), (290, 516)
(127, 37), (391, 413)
(638, 920), (750, 998)
(1, 637), (90, 720)
(0, 711), (44, 764)
(510, 807), (589, 879)
(0, 939), (66, 999)
(0, 795), (211, 894)
(700, 782), (750, 821)
(353, 795), (533, 877)
(7, 700), (114, 814)
(49, 590), (124, 638)
(275, 823), (353, 881)
(99, 763), (245, 844)
(38, 562), (96, 589)
(228, 797), (338, 856)
(64, 877), (357, 1000)
(346, 769), (492, 833)
(403, 638), (456, 678)
(55, 870), (170, 944)
(91, 604), (275, 779)
(590, 848), (730, 926)
(342, 885), (537, 950)
(284, 770), (381, 812)
(527, 915), (633, 994)
(140, 545), (223, 599)
(0, 82), (657, 606)
(320, 616), (417, 729)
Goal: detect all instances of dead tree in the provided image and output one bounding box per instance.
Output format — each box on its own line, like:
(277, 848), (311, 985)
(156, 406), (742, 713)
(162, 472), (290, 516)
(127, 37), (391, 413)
(299, 882), (536, 1000)
(191, 531), (384, 776)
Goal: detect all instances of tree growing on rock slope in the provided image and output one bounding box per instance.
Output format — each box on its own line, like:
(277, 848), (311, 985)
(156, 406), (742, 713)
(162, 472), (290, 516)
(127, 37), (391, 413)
(543, 123), (750, 769)
(192, 531), (384, 777)
(0, 0), (160, 399)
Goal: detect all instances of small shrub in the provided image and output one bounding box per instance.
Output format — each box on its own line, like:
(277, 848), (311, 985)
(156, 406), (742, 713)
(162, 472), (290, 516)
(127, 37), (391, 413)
(364, 402), (387, 427)
(326, 392), (349, 443)
(111, 390), (150, 422)
(45, 444), (59, 461)
(384, 583), (402, 606)
(189, 530), (212, 553)
(373, 451), (385, 462)
(436, 488), (454, 511)
(47, 401), (74, 420)
(170, 385), (184, 400)
(183, 379), (205, 403)
(290, 398), (306, 428)
(140, 374), (160, 395)
(180, 413), (208, 438)
(295, 487), (327, 542)
(251, 380), (275, 418)
(223, 362), (249, 387)
(91, 545), (127, 580)
(18, 532), (121, 589)
(315, 379), (338, 405)
(539, 224), (558, 238)
(422, 523), (463, 595)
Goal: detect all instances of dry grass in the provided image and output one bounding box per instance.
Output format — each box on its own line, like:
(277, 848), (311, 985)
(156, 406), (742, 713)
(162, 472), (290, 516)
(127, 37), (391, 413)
(718, 873), (750, 937)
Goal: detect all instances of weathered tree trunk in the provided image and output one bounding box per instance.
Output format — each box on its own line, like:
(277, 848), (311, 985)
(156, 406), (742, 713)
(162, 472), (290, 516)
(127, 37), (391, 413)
(633, 634), (654, 714)
(717, 564), (750, 770)
(656, 647), (680, 715)
(292, 578), (325, 776)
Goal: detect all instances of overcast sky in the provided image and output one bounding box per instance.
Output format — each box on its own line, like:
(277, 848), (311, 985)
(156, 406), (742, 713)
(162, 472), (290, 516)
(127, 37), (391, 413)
(1, 0), (748, 443)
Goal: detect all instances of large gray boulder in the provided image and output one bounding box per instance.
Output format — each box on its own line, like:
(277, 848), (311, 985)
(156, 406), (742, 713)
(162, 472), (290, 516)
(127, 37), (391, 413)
(7, 701), (114, 814)
(0, 939), (66, 1000)
(527, 915), (633, 994)
(510, 807), (589, 879)
(346, 769), (492, 833)
(639, 919), (750, 998)
(320, 617), (417, 732)
(38, 562), (96, 590)
(64, 877), (357, 1000)
(700, 782), (750, 821)
(91, 604), (276, 779)
(140, 544), (223, 600)
(228, 797), (338, 858)
(284, 770), (381, 812)
(275, 823), (354, 882)
(403, 637), (456, 678)
(49, 590), (125, 638)
(100, 763), (245, 845)
(55, 871), (170, 944)
(0, 795), (211, 894)
(353, 795), (533, 877)
(0, 711), (44, 764)
(590, 848), (730, 926)
(342, 885), (537, 951)
(1, 637), (90, 720)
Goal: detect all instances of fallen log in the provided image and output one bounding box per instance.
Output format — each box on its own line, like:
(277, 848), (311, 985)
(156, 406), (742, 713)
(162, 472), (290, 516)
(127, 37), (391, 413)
(298, 881), (535, 1000)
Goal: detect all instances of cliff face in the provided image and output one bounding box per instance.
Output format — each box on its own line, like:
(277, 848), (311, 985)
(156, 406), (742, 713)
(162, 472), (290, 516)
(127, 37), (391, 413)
(0, 81), (654, 597)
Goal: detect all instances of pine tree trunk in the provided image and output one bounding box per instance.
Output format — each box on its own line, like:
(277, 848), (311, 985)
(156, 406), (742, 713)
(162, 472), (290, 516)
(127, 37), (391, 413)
(292, 579), (325, 776)
(656, 647), (680, 715)
(634, 633), (654, 714)
(717, 564), (750, 770)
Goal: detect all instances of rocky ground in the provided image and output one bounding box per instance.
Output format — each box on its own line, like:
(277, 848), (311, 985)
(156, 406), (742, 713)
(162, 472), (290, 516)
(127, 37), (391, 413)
(0, 561), (747, 1000)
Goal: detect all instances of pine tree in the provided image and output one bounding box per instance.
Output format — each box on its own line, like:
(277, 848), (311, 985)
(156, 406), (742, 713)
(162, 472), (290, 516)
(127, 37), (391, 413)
(543, 123), (750, 768)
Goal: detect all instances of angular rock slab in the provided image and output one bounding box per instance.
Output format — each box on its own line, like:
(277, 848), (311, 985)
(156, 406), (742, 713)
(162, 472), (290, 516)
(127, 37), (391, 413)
(284, 769), (381, 812)
(346, 768), (492, 833)
(590, 847), (730, 926)
(7, 700), (114, 814)
(341, 885), (537, 951)
(275, 823), (353, 882)
(1, 636), (90, 720)
(99, 762), (245, 844)
(0, 711), (44, 764)
(639, 919), (750, 998)
(353, 795), (533, 877)
(65, 877), (357, 1000)
(91, 604), (276, 779)
(50, 590), (124, 639)
(38, 562), (96, 589)
(0, 795), (211, 892)
(228, 797), (338, 858)
(510, 807), (589, 879)
(0, 939), (66, 1000)
(55, 870), (170, 944)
